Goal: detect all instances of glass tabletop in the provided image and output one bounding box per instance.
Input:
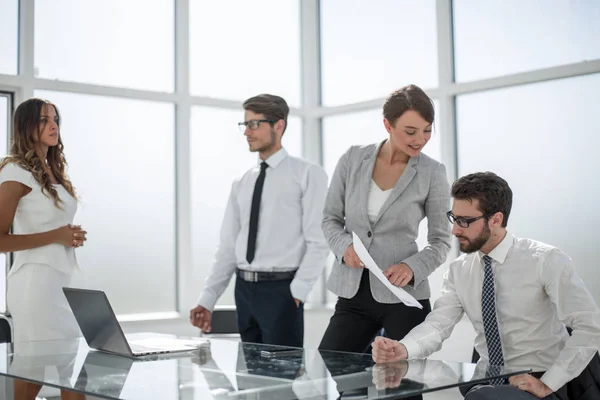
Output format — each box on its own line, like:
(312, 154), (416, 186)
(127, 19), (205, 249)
(0, 333), (531, 399)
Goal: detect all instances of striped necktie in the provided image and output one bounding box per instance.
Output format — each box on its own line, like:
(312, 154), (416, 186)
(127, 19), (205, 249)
(482, 255), (506, 385)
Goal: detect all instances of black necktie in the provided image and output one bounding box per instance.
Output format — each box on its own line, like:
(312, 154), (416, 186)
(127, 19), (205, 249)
(246, 162), (268, 264)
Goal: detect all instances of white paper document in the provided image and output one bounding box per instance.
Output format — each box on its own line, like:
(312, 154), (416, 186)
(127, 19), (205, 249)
(352, 232), (423, 309)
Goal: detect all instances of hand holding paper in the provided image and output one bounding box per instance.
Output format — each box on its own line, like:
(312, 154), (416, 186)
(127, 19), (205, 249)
(351, 232), (423, 309)
(343, 244), (364, 268)
(383, 263), (414, 287)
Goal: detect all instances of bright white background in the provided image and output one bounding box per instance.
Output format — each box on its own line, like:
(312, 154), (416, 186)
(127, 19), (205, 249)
(0, 2), (599, 376)
(0, 94), (8, 313)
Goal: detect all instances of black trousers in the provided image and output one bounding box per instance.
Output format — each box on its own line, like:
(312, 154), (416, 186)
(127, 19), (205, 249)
(319, 270), (431, 353)
(234, 276), (304, 347)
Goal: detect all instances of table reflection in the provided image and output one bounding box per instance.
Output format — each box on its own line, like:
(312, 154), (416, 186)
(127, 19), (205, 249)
(0, 336), (531, 400)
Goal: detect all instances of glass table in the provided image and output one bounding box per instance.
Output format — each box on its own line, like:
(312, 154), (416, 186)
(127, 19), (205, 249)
(0, 334), (530, 399)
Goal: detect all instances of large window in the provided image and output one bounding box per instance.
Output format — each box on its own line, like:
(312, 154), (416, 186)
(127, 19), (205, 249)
(190, 108), (302, 306)
(0, 0), (598, 334)
(0, 0), (18, 75)
(320, 0), (438, 106)
(0, 93), (9, 313)
(456, 73), (600, 305)
(453, 0), (600, 82)
(0, 93), (8, 156)
(34, 0), (174, 91)
(189, 0), (301, 106)
(322, 104), (441, 178)
(36, 90), (177, 315)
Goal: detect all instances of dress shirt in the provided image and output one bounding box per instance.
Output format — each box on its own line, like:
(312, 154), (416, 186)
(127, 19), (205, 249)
(400, 232), (600, 392)
(197, 148), (330, 311)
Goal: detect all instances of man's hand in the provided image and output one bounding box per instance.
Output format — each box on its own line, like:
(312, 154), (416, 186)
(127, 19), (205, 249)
(189, 305), (212, 333)
(343, 244), (364, 268)
(383, 263), (414, 287)
(372, 361), (409, 389)
(508, 374), (553, 398)
(294, 298), (301, 308)
(372, 336), (408, 363)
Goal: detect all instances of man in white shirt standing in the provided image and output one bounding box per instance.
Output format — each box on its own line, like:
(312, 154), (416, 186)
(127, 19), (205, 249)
(372, 172), (600, 399)
(189, 94), (329, 347)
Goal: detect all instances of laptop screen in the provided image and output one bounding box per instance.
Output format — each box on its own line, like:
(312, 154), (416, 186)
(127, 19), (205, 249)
(63, 288), (132, 356)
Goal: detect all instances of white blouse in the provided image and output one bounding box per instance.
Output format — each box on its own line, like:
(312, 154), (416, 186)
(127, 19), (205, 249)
(367, 179), (392, 224)
(0, 162), (79, 275)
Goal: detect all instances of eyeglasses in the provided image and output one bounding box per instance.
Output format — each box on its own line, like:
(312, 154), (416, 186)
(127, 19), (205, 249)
(238, 119), (276, 132)
(446, 211), (493, 228)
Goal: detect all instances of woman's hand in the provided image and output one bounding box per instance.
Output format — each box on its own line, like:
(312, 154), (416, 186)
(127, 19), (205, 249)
(53, 224), (87, 248)
(343, 244), (364, 268)
(383, 263), (414, 287)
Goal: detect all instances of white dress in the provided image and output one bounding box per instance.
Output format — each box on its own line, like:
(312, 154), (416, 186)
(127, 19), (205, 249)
(0, 162), (81, 342)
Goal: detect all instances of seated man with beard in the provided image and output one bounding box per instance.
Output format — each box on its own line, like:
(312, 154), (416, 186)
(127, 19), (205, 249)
(371, 172), (600, 400)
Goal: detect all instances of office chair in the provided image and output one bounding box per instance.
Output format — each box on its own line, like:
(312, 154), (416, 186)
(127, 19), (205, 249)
(0, 315), (13, 400)
(200, 307), (240, 339)
(0, 315), (12, 343)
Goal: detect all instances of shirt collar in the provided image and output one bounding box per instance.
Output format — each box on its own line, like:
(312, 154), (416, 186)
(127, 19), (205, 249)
(261, 147), (288, 168)
(478, 231), (514, 265)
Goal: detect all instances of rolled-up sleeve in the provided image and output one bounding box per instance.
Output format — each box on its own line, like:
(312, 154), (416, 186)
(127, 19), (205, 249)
(290, 164), (330, 302)
(540, 249), (600, 392)
(196, 181), (241, 312)
(401, 265), (465, 359)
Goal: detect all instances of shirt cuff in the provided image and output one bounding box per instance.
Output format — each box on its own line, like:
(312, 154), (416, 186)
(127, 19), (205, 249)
(290, 278), (312, 302)
(196, 292), (218, 312)
(540, 366), (571, 393)
(400, 338), (423, 359)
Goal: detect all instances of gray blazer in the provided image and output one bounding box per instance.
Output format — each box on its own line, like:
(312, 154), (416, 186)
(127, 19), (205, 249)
(323, 142), (452, 303)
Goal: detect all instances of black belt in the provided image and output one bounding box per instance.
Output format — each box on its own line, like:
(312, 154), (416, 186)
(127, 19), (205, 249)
(236, 268), (296, 282)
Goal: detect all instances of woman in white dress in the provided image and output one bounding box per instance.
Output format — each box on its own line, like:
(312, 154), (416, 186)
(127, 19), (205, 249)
(0, 98), (87, 400)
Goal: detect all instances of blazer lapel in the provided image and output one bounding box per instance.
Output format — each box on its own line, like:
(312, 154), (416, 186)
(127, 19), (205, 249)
(372, 155), (419, 226)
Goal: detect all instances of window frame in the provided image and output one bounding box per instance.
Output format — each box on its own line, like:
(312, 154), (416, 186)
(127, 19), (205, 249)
(0, 0), (597, 320)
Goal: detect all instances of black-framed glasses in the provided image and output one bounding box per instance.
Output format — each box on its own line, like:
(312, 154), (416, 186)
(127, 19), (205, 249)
(446, 211), (492, 228)
(238, 119), (276, 132)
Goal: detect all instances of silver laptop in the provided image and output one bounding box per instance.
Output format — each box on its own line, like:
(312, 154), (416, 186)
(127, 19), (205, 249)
(63, 288), (201, 358)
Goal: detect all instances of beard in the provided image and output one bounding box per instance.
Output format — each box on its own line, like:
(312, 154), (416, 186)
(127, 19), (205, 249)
(457, 223), (491, 253)
(250, 128), (277, 153)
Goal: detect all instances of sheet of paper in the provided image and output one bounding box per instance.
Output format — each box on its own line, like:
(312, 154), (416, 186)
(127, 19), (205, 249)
(352, 232), (423, 309)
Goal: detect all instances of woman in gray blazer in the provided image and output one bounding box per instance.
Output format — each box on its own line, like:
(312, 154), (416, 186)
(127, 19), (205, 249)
(319, 85), (452, 354)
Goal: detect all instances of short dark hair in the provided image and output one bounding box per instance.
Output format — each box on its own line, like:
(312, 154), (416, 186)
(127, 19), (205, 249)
(451, 172), (513, 228)
(383, 84), (435, 127)
(242, 94), (289, 135)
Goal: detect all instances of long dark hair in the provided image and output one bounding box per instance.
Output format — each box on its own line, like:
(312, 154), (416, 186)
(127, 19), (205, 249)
(0, 98), (76, 207)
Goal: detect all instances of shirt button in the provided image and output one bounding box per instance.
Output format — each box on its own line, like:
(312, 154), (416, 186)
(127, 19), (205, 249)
(367, 231), (372, 238)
